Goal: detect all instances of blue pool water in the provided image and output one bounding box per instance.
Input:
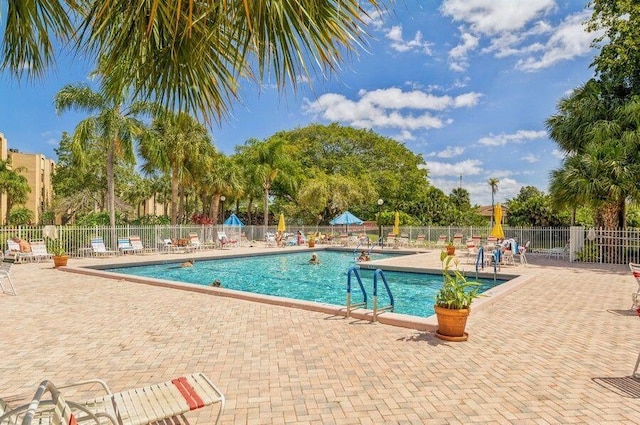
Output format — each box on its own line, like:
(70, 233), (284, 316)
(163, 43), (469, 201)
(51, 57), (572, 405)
(106, 251), (504, 318)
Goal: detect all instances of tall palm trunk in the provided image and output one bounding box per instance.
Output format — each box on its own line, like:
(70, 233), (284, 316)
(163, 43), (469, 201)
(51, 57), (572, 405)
(247, 197), (254, 225)
(263, 183), (270, 236)
(106, 141), (117, 248)
(170, 166), (179, 225)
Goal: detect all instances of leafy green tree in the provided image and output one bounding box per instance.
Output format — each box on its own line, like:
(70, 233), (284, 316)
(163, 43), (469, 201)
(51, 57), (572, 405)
(0, 158), (30, 224)
(588, 0), (640, 96)
(506, 186), (563, 226)
(8, 206), (34, 226)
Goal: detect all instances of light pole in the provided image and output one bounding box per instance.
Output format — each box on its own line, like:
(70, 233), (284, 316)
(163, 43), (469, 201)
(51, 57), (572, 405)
(220, 195), (226, 226)
(377, 198), (384, 249)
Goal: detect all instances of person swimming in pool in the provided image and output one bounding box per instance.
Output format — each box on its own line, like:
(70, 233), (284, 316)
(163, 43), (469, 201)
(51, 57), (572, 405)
(181, 260), (194, 267)
(309, 253), (320, 265)
(357, 251), (370, 262)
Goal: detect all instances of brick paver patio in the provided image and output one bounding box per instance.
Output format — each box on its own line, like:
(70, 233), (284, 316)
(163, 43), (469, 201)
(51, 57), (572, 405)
(2, 247), (639, 424)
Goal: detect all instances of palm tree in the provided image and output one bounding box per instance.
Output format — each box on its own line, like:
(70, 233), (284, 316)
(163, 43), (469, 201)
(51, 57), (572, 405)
(3, 1), (385, 121)
(194, 154), (244, 224)
(488, 178), (499, 227)
(546, 80), (640, 229)
(236, 137), (289, 235)
(54, 83), (144, 229)
(138, 110), (213, 225)
(0, 159), (30, 224)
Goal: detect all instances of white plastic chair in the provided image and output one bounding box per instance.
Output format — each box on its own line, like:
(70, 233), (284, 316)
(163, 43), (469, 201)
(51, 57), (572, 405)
(0, 261), (16, 296)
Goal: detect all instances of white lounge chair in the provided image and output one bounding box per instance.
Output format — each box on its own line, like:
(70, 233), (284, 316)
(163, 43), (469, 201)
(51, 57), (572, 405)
(90, 237), (118, 257)
(0, 372), (225, 425)
(265, 232), (276, 247)
(0, 261), (16, 296)
(218, 231), (238, 248)
(117, 237), (136, 255)
(29, 240), (53, 262)
(5, 239), (34, 263)
(129, 236), (154, 254)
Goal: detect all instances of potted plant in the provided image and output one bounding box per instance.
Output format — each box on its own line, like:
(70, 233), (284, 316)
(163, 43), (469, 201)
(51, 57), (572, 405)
(445, 241), (456, 256)
(308, 235), (315, 248)
(48, 240), (69, 268)
(434, 252), (481, 341)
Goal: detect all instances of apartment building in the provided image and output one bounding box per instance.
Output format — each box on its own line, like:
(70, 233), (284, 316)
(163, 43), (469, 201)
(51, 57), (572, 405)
(0, 133), (56, 225)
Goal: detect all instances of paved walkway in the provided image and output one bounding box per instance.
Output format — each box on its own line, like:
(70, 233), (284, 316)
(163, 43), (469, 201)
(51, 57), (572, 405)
(2, 247), (639, 424)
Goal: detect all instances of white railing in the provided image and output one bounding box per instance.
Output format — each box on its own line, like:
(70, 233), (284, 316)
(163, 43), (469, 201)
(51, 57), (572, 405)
(570, 226), (640, 264)
(4, 224), (635, 264)
(0, 224), (573, 259)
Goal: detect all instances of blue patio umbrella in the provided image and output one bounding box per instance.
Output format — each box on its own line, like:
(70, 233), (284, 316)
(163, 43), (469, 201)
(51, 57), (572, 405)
(223, 213), (245, 227)
(329, 211), (363, 233)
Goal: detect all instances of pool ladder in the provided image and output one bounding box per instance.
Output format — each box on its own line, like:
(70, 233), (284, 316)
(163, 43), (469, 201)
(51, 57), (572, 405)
(474, 246), (499, 282)
(346, 267), (394, 321)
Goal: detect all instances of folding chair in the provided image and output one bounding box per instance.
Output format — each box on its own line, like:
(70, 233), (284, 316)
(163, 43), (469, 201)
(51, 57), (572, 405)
(0, 373), (225, 425)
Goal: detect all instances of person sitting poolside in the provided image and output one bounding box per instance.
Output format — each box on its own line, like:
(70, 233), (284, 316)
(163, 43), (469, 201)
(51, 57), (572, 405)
(309, 253), (320, 265)
(13, 237), (31, 253)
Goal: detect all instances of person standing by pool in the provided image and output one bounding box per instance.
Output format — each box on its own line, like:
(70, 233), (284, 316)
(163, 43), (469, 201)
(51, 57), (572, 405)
(297, 230), (303, 246)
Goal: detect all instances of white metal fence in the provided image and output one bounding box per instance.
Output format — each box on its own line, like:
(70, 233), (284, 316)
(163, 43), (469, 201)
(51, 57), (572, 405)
(5, 224), (637, 264)
(1, 224), (576, 259)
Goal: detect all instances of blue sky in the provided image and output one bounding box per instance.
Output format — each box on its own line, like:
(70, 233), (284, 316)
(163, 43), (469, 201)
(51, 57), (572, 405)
(0, 0), (599, 206)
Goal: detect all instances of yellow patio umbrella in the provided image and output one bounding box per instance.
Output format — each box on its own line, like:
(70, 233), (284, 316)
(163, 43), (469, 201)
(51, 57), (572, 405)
(277, 213), (286, 233)
(490, 203), (505, 239)
(392, 211), (400, 236)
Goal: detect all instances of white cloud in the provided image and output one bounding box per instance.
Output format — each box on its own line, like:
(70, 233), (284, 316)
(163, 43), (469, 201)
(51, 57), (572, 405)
(303, 88), (482, 132)
(425, 159), (483, 177)
(448, 31), (479, 71)
(440, 0), (556, 36)
(41, 130), (61, 146)
(478, 130), (546, 146)
(432, 146), (465, 158)
(393, 130), (415, 141)
(385, 26), (433, 54)
(362, 7), (387, 29)
(516, 11), (595, 71)
(552, 149), (566, 159)
(430, 177), (520, 205)
(440, 1), (596, 72)
(521, 153), (539, 163)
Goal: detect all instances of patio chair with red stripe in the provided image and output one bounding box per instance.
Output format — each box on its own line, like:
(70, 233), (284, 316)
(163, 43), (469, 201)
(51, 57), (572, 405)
(0, 372), (225, 425)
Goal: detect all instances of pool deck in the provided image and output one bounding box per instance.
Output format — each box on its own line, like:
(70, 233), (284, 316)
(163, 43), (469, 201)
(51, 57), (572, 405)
(2, 245), (639, 423)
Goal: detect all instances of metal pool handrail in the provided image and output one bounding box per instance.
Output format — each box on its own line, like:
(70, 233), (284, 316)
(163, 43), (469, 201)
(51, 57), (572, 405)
(346, 266), (367, 317)
(372, 269), (394, 321)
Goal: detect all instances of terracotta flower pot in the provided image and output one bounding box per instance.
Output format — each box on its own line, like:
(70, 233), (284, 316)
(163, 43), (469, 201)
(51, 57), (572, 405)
(434, 305), (470, 341)
(53, 255), (69, 268)
(446, 245), (456, 256)
(308, 240), (315, 248)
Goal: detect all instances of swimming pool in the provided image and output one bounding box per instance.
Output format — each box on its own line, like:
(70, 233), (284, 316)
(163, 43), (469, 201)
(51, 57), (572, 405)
(106, 251), (504, 318)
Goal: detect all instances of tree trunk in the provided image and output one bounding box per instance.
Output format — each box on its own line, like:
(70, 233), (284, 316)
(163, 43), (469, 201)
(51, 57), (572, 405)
(263, 183), (270, 236)
(170, 167), (179, 225)
(106, 142), (117, 248)
(247, 197), (254, 225)
(210, 194), (221, 225)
